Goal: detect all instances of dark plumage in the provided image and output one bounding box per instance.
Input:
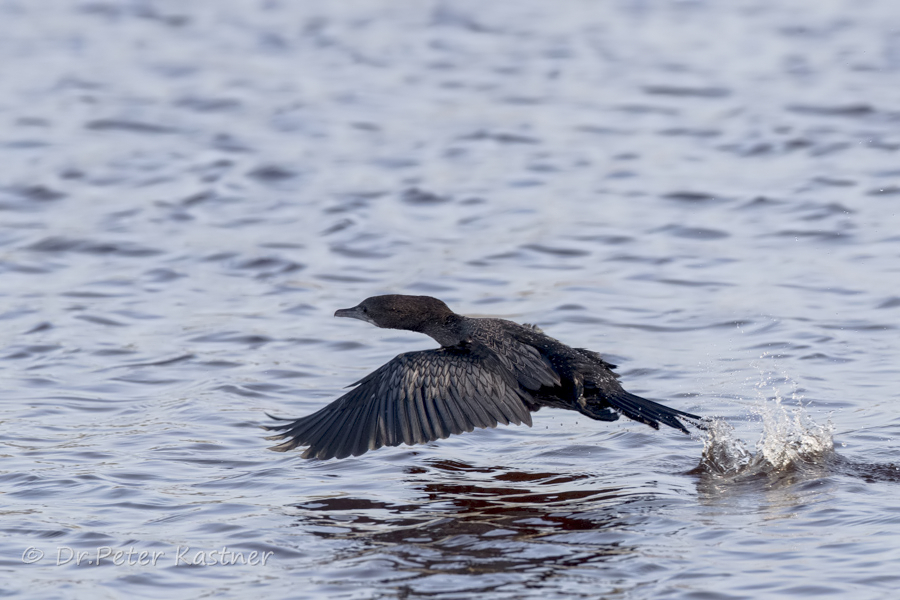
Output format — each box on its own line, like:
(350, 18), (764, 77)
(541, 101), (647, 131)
(265, 294), (704, 459)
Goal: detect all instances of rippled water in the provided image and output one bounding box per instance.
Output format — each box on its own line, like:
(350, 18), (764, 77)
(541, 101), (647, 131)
(3, 1), (900, 598)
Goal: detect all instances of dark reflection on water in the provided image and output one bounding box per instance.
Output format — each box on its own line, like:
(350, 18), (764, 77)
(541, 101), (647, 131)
(829, 455), (900, 485)
(290, 460), (646, 596)
(296, 461), (631, 542)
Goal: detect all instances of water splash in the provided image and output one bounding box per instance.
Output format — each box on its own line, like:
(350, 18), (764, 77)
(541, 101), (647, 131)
(700, 395), (834, 479)
(699, 418), (753, 476)
(754, 395), (834, 470)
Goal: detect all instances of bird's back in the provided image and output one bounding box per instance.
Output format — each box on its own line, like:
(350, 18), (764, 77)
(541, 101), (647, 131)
(468, 317), (616, 390)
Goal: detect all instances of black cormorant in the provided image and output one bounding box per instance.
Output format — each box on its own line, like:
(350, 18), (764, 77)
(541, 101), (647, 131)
(265, 295), (703, 459)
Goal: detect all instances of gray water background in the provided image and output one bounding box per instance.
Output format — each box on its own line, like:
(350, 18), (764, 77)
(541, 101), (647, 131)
(2, 0), (900, 598)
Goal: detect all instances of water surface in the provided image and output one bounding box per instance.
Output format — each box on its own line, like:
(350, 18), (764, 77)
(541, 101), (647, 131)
(2, 1), (900, 598)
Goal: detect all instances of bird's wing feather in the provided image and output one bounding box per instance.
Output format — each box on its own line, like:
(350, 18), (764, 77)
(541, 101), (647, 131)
(477, 332), (561, 391)
(264, 342), (534, 459)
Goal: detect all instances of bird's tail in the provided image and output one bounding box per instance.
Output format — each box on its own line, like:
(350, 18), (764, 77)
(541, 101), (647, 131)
(606, 391), (705, 434)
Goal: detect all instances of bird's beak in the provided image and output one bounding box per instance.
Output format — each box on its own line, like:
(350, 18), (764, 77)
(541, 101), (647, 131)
(334, 305), (375, 325)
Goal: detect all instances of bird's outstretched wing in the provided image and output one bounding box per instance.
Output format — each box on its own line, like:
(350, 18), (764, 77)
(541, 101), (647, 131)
(264, 342), (534, 459)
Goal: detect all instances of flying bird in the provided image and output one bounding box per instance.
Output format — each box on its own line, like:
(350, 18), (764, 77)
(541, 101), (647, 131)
(265, 295), (703, 459)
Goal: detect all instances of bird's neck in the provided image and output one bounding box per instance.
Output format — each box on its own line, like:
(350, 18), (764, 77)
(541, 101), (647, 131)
(419, 313), (468, 347)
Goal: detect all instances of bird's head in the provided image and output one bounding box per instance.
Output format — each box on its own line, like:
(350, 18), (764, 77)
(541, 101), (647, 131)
(334, 295), (455, 333)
